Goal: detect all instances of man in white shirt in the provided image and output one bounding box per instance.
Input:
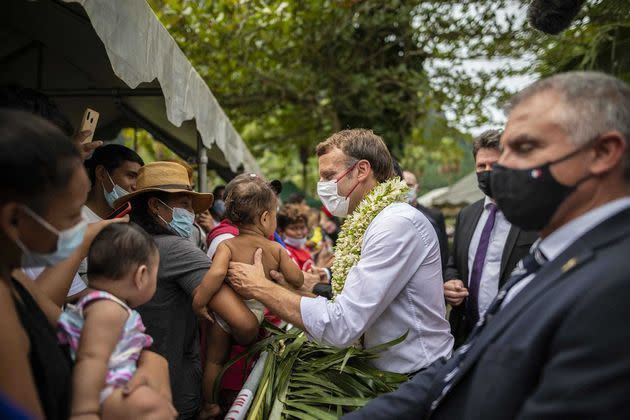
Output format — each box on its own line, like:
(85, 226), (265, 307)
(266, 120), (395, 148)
(344, 71), (630, 419)
(80, 144), (143, 282)
(227, 129), (453, 374)
(443, 130), (537, 347)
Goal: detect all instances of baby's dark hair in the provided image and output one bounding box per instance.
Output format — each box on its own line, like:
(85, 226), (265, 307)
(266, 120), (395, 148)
(277, 203), (310, 231)
(224, 173), (277, 226)
(87, 223), (158, 281)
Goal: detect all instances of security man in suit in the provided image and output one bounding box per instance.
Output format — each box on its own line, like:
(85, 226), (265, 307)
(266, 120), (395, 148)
(344, 71), (630, 419)
(402, 170), (449, 271)
(444, 130), (537, 347)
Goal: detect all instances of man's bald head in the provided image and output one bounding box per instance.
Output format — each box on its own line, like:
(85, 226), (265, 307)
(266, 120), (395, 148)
(403, 171), (418, 188)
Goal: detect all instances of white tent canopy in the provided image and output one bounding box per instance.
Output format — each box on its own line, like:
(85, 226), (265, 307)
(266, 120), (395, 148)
(2, 0), (260, 181)
(432, 171), (484, 207)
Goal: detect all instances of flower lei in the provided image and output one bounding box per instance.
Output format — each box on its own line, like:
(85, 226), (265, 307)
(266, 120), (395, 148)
(330, 177), (409, 297)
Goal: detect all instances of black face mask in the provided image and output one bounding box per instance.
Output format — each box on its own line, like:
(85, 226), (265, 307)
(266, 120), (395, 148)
(476, 170), (493, 198)
(491, 146), (592, 231)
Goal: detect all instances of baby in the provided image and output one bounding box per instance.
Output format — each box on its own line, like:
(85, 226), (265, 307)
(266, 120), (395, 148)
(57, 223), (170, 419)
(192, 174), (304, 411)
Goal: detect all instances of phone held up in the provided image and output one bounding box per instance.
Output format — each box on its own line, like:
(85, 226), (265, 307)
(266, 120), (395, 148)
(79, 108), (99, 143)
(106, 202), (132, 220)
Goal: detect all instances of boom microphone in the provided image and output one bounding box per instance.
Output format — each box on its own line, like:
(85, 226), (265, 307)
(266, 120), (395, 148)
(527, 0), (586, 35)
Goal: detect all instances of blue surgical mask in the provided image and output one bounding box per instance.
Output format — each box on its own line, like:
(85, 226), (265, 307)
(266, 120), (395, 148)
(406, 186), (418, 204)
(158, 200), (194, 238)
(102, 171), (129, 208)
(15, 206), (87, 267)
(212, 199), (226, 218)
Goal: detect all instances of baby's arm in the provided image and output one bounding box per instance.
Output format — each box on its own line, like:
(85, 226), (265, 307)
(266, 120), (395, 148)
(192, 243), (231, 321)
(70, 299), (128, 418)
(278, 245), (305, 288)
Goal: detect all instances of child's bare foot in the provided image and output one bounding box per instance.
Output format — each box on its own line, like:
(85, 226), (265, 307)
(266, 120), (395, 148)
(198, 403), (221, 420)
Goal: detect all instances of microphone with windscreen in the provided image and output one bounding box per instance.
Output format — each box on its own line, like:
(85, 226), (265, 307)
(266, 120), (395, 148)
(527, 0), (586, 35)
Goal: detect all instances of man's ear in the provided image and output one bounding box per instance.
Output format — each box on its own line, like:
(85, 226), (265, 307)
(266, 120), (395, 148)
(134, 264), (148, 289)
(356, 159), (372, 182)
(590, 131), (626, 177)
(95, 164), (108, 184)
(148, 197), (161, 216)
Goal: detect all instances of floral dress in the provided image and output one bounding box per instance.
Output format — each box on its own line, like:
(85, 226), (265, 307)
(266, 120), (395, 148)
(57, 291), (153, 402)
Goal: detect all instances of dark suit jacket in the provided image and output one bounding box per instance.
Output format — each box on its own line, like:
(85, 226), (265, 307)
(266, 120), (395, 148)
(444, 199), (537, 347)
(414, 203), (449, 270)
(344, 207), (630, 420)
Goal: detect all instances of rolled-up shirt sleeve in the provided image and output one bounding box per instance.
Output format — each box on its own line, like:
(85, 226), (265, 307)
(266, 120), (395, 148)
(300, 213), (431, 347)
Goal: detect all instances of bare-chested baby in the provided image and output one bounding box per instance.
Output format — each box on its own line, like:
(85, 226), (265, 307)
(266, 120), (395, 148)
(192, 173), (304, 414)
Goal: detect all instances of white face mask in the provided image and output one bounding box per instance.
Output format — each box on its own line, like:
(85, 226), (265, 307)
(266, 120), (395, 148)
(284, 236), (307, 249)
(102, 171), (129, 208)
(317, 163), (358, 218)
(406, 185), (418, 204)
(15, 206), (87, 267)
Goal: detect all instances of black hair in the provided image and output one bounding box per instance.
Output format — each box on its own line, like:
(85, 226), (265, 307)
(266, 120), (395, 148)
(392, 159), (404, 179)
(285, 193), (306, 205)
(212, 185), (226, 199)
(129, 192), (175, 236)
(0, 85), (74, 136)
(0, 109), (81, 212)
(84, 144), (145, 185)
(87, 223), (158, 281)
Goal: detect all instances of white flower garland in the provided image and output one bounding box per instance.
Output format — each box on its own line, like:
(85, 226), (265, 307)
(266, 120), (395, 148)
(331, 178), (409, 297)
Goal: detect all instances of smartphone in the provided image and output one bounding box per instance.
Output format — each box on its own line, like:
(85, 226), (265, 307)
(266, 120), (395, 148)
(106, 202), (131, 219)
(79, 108), (99, 143)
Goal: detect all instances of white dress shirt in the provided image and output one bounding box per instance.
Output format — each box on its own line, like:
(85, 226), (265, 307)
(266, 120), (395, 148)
(77, 205), (104, 285)
(503, 197), (630, 307)
(467, 196), (512, 316)
(300, 202), (454, 374)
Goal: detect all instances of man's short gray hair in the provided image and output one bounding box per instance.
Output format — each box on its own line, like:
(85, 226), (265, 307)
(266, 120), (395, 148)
(506, 71), (630, 182)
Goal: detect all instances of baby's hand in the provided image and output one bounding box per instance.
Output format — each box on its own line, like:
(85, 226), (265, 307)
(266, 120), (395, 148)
(192, 289), (215, 323)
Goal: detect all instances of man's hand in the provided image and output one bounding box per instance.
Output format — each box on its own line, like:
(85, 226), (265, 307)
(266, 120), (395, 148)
(308, 266), (330, 283)
(125, 351), (173, 403)
(444, 279), (469, 306)
(73, 130), (103, 161)
(196, 210), (215, 233)
(227, 248), (267, 300)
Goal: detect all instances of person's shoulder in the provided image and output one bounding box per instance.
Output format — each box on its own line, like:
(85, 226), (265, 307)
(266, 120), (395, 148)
(265, 238), (285, 254)
(460, 198), (485, 216)
(370, 203), (429, 235)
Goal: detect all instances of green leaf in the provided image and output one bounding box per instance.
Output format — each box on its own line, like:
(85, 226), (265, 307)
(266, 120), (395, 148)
(284, 402), (338, 420)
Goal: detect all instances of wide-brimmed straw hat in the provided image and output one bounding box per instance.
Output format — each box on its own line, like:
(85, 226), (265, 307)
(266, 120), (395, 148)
(113, 161), (213, 213)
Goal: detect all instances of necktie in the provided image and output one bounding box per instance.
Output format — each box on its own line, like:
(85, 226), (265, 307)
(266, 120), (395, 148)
(467, 203), (498, 324)
(429, 249), (546, 413)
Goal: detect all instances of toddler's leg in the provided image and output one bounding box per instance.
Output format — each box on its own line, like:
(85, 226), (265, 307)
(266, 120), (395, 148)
(101, 385), (176, 420)
(202, 322), (232, 406)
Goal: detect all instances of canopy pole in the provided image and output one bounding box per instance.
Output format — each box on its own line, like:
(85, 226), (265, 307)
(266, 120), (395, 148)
(197, 133), (208, 193)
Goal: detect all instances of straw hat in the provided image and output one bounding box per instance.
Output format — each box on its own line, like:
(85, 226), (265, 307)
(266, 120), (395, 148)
(113, 161), (213, 213)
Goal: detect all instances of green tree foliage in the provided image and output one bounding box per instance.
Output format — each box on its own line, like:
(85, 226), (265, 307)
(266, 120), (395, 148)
(147, 0), (495, 191)
(146, 0), (629, 194)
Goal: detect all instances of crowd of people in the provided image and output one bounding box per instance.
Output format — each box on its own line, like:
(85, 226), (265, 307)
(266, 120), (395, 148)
(1, 69), (629, 420)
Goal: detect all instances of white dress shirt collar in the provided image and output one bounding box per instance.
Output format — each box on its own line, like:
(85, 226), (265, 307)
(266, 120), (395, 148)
(537, 197), (630, 261)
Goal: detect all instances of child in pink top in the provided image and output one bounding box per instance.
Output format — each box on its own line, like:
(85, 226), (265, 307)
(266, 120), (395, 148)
(57, 223), (171, 419)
